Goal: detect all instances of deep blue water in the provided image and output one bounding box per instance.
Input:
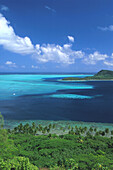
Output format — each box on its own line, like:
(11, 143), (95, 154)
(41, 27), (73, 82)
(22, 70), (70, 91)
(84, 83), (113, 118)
(0, 74), (113, 123)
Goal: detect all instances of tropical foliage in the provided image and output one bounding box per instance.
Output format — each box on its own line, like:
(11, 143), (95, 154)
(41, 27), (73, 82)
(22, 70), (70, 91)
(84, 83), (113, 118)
(0, 115), (113, 169)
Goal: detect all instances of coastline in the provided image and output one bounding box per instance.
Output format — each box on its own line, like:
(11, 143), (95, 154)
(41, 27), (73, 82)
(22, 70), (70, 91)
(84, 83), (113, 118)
(60, 79), (113, 82)
(4, 119), (113, 131)
(60, 70), (113, 82)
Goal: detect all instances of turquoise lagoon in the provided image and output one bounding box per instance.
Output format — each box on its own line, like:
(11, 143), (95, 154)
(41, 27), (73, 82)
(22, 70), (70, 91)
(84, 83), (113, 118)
(0, 74), (93, 100)
(1, 73), (113, 129)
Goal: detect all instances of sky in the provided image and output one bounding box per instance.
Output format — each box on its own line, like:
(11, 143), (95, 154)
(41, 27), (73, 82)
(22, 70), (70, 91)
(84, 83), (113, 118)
(0, 0), (113, 73)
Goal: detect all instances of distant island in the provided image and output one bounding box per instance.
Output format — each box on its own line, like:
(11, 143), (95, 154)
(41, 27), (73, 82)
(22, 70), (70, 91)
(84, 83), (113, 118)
(62, 70), (113, 81)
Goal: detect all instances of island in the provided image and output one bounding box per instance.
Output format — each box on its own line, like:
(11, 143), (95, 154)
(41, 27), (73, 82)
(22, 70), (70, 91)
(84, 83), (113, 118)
(62, 70), (113, 81)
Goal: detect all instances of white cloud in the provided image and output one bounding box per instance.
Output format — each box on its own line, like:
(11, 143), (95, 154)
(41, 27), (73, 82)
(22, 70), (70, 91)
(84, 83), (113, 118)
(0, 13), (85, 65)
(67, 36), (74, 43)
(0, 13), (112, 67)
(111, 53), (113, 58)
(98, 25), (113, 31)
(103, 53), (113, 66)
(104, 61), (113, 66)
(34, 43), (85, 64)
(45, 6), (56, 13)
(84, 51), (108, 65)
(1, 5), (9, 11)
(5, 61), (17, 67)
(31, 65), (39, 69)
(73, 50), (85, 58)
(0, 13), (34, 55)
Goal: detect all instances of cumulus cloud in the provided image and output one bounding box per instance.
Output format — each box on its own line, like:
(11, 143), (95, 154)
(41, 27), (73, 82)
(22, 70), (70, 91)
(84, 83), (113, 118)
(84, 51), (108, 65)
(0, 14), (34, 54)
(0, 13), (85, 65)
(34, 43), (85, 64)
(98, 25), (113, 31)
(1, 5), (9, 11)
(45, 6), (56, 13)
(0, 13), (112, 66)
(5, 61), (17, 67)
(68, 36), (74, 43)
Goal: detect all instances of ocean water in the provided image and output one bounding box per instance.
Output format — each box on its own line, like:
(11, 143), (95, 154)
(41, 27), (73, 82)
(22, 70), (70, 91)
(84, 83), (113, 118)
(0, 74), (113, 125)
(0, 74), (93, 100)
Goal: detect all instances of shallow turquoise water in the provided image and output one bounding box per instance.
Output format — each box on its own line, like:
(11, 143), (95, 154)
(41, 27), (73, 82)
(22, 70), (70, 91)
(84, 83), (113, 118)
(0, 74), (93, 100)
(50, 94), (93, 99)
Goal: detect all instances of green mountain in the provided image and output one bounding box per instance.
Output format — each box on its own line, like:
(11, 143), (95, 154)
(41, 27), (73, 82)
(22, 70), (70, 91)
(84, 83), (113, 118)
(62, 70), (113, 81)
(94, 70), (113, 78)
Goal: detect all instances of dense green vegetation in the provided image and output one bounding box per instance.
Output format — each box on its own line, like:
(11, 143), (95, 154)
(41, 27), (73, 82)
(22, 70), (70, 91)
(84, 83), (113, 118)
(1, 114), (113, 169)
(62, 70), (113, 81)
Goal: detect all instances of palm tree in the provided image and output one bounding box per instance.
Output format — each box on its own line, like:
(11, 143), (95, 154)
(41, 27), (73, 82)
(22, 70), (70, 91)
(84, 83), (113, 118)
(14, 127), (18, 133)
(79, 126), (82, 131)
(101, 131), (105, 136)
(49, 124), (52, 129)
(38, 124), (41, 128)
(105, 128), (109, 134)
(34, 129), (38, 135)
(23, 123), (29, 134)
(94, 128), (97, 132)
(95, 132), (99, 136)
(44, 126), (47, 131)
(80, 128), (85, 134)
(47, 128), (50, 133)
(29, 127), (33, 134)
(18, 123), (23, 133)
(84, 127), (87, 132)
(48, 133), (52, 138)
(71, 127), (74, 131)
(42, 129), (46, 134)
(111, 130), (113, 135)
(69, 130), (74, 135)
(60, 127), (63, 130)
(63, 129), (65, 132)
(86, 131), (91, 137)
(38, 124), (42, 131)
(35, 127), (39, 134)
(89, 127), (93, 133)
(98, 130), (103, 136)
(53, 124), (56, 129)
(32, 122), (36, 130)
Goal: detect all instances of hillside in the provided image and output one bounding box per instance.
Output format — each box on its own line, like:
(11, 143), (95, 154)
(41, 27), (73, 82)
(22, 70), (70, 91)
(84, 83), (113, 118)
(94, 70), (113, 77)
(62, 70), (113, 81)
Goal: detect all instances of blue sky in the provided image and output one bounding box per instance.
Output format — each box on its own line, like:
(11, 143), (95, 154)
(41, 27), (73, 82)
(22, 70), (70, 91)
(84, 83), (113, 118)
(0, 0), (113, 72)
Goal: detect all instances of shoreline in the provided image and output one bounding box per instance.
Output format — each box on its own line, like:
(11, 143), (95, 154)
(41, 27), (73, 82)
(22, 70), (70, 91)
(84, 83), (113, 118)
(4, 119), (113, 131)
(60, 79), (113, 82)
(61, 70), (113, 82)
